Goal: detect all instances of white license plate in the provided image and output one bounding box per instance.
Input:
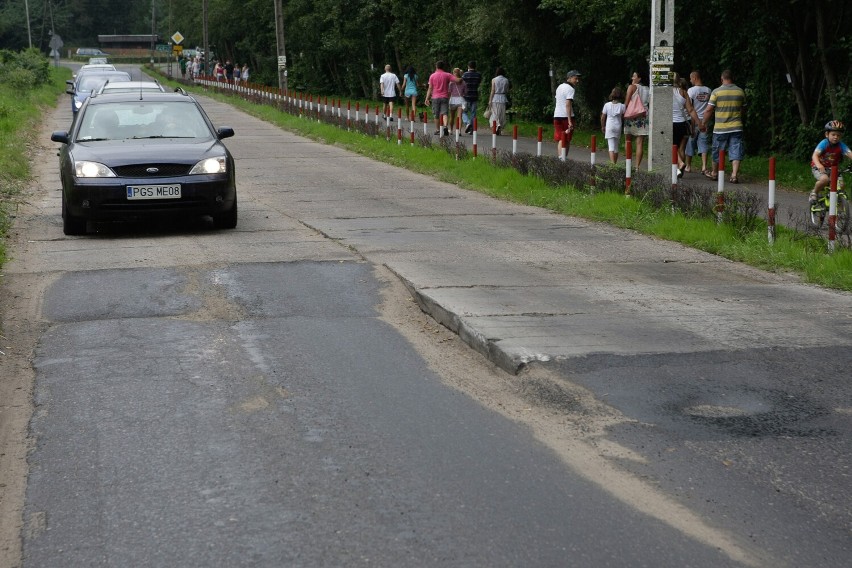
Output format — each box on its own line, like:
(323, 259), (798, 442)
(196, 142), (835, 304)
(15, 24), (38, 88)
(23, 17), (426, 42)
(126, 185), (182, 200)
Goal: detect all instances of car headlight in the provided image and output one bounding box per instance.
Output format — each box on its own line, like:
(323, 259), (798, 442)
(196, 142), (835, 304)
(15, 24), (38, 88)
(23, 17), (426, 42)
(74, 99), (83, 110)
(74, 161), (116, 178)
(189, 157), (227, 175)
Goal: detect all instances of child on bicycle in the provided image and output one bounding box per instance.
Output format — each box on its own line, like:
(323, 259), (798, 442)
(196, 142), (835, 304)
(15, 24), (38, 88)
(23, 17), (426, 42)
(809, 120), (852, 204)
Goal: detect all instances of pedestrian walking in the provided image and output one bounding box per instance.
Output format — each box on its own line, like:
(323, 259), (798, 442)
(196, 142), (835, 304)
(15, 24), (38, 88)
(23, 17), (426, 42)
(600, 87), (625, 164)
(553, 70), (581, 156)
(462, 61), (482, 134)
(379, 64), (401, 120)
(449, 68), (467, 134)
(703, 69), (745, 183)
(424, 60), (462, 136)
(487, 67), (510, 135)
(685, 70), (711, 174)
(623, 68), (650, 169)
(401, 66), (418, 119)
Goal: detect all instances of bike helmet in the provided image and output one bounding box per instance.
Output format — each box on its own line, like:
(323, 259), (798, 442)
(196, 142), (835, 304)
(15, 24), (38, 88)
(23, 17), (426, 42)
(824, 120), (845, 132)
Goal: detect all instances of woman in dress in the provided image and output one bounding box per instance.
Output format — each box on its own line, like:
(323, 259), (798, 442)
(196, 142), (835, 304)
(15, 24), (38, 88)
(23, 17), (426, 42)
(487, 67), (510, 135)
(623, 68), (650, 168)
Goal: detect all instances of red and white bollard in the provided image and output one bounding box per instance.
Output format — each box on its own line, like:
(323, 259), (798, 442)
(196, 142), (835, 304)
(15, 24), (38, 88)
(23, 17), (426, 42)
(671, 145), (680, 212)
(347, 101), (351, 130)
(355, 102), (360, 124)
(828, 165), (839, 253)
(536, 127), (543, 157)
(472, 117), (478, 158)
(456, 116), (461, 143)
(590, 135), (597, 189)
(512, 125), (518, 155)
(625, 139), (633, 196)
(716, 149), (726, 223)
(768, 157), (776, 245)
(397, 108), (403, 145)
(491, 121), (498, 160)
(422, 112), (428, 137)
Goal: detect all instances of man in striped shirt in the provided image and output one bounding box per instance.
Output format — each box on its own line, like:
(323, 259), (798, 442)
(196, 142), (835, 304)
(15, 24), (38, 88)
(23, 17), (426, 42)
(703, 69), (745, 183)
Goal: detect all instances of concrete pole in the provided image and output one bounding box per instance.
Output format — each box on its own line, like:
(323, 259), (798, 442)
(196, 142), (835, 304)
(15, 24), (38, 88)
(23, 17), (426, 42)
(274, 0), (288, 93)
(649, 0), (674, 172)
(203, 0), (209, 76)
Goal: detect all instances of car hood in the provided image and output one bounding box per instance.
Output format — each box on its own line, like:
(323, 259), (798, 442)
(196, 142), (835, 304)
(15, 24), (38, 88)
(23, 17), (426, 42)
(69, 138), (228, 166)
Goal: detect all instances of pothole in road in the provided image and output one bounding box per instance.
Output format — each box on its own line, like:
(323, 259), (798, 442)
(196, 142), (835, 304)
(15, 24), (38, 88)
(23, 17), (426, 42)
(670, 388), (832, 438)
(682, 404), (753, 418)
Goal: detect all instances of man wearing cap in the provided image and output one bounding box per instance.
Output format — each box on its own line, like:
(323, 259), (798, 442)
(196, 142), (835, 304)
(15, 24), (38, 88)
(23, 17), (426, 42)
(554, 70), (581, 158)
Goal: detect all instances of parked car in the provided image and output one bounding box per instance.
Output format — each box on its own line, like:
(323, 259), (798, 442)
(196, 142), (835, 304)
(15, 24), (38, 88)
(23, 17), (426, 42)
(72, 63), (116, 79)
(67, 70), (131, 114)
(96, 80), (166, 95)
(50, 90), (237, 235)
(76, 48), (109, 57)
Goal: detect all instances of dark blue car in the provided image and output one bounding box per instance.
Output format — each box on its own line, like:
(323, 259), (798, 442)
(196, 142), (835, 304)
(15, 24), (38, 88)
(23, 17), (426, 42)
(66, 70), (131, 114)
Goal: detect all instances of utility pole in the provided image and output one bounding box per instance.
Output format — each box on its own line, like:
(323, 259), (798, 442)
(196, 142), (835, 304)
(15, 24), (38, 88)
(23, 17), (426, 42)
(150, 0), (156, 64)
(649, 0), (675, 172)
(273, 0), (288, 92)
(24, 0), (32, 48)
(203, 0), (209, 75)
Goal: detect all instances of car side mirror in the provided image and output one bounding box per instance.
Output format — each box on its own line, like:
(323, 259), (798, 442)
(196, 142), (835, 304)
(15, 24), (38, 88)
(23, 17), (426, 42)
(51, 131), (69, 144)
(217, 127), (234, 140)
(66, 88), (75, 96)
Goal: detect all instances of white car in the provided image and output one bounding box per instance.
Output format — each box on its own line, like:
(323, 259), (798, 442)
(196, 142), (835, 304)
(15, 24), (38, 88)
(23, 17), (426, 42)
(96, 81), (166, 95)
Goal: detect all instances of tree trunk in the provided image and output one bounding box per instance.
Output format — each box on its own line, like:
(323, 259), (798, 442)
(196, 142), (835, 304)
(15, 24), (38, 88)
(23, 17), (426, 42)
(814, 0), (839, 118)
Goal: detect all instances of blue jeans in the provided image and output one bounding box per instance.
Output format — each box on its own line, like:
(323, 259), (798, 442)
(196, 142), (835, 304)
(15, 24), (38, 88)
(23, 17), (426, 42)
(712, 131), (744, 163)
(685, 130), (709, 157)
(462, 100), (478, 126)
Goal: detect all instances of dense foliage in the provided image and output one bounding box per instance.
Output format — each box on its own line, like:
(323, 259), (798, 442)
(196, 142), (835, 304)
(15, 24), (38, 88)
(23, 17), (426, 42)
(1, 0), (849, 157)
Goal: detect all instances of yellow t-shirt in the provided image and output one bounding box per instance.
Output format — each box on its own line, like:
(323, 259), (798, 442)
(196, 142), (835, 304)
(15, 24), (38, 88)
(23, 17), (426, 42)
(709, 84), (744, 134)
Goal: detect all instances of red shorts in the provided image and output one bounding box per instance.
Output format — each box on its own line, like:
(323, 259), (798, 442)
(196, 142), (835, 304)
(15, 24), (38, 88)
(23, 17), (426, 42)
(553, 118), (573, 144)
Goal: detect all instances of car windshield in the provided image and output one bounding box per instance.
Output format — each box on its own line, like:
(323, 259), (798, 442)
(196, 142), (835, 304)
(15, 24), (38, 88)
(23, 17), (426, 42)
(76, 101), (213, 142)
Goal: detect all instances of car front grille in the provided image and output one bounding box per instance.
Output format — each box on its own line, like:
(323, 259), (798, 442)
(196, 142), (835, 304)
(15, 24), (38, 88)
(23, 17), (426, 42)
(113, 163), (191, 177)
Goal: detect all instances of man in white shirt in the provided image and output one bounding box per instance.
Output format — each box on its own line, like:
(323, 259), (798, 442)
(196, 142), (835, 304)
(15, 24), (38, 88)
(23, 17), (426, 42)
(379, 65), (401, 121)
(685, 70), (712, 173)
(554, 70), (581, 157)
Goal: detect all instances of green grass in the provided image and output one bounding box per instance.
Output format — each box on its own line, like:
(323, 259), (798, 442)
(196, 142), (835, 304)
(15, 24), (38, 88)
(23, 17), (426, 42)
(0, 66), (71, 267)
(153, 71), (852, 291)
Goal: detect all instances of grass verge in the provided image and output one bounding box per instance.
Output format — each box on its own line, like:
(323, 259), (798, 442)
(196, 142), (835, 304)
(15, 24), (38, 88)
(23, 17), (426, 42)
(0, 66), (71, 267)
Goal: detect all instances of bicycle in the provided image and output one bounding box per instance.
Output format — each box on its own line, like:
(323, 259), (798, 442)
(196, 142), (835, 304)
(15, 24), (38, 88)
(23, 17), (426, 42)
(809, 164), (852, 232)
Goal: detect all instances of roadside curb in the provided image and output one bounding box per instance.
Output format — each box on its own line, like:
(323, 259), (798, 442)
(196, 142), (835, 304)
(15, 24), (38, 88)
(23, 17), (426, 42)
(389, 266), (529, 375)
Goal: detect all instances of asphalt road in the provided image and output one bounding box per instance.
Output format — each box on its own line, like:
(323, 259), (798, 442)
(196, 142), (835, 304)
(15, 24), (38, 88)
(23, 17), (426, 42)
(0, 67), (849, 567)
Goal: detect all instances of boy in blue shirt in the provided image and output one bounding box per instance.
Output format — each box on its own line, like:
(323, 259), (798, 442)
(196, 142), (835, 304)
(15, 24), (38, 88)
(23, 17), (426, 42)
(810, 120), (852, 203)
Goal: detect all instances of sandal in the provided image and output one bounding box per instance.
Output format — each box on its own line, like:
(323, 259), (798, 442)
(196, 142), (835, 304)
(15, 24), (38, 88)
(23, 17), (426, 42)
(729, 176), (739, 184)
(704, 171), (718, 181)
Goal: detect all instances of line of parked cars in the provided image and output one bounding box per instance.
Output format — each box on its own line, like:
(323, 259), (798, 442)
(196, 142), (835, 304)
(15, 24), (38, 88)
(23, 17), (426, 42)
(54, 63), (238, 235)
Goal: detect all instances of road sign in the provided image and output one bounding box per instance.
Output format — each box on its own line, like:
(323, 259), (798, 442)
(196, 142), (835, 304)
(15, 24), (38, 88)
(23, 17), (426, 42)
(277, 55), (287, 68)
(173, 45), (183, 55)
(171, 32), (184, 45)
(155, 44), (171, 52)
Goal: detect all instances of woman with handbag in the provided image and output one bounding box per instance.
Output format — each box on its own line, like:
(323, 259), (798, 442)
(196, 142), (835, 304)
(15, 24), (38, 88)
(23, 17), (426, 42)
(623, 69), (650, 169)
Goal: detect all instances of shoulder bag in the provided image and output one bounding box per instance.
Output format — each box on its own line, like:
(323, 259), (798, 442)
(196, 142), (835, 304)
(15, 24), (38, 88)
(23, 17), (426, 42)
(624, 88), (646, 120)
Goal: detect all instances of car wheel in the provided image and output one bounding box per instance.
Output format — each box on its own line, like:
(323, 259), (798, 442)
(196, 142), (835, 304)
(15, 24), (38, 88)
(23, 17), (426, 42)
(62, 194), (87, 235)
(213, 197), (237, 230)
